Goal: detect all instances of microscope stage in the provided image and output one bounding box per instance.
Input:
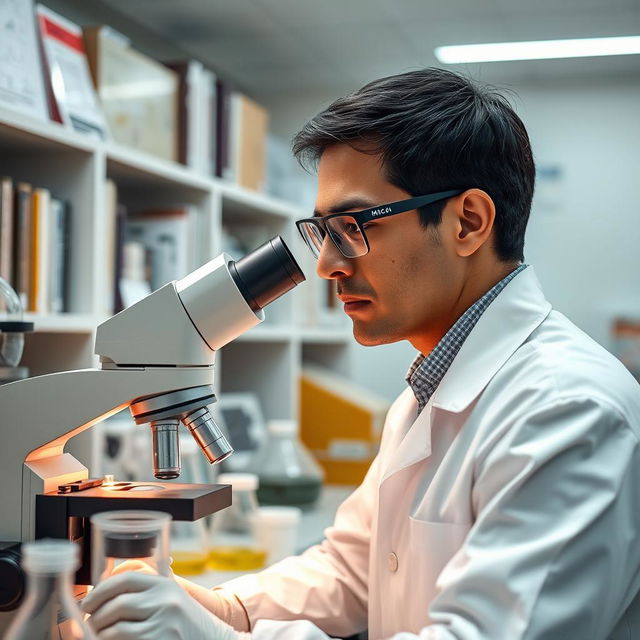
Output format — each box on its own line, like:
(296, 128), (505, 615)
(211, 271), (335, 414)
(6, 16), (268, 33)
(36, 482), (232, 523)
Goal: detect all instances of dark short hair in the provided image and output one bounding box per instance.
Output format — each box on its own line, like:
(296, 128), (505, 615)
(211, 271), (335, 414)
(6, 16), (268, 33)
(292, 68), (535, 262)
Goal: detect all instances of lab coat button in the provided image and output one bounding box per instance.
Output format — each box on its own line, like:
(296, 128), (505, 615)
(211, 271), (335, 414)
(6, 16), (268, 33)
(388, 552), (398, 573)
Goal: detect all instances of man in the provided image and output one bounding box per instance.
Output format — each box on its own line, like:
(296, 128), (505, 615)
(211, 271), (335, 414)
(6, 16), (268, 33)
(83, 68), (640, 639)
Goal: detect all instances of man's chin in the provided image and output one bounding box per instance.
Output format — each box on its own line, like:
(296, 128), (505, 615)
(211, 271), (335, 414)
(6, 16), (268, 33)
(352, 323), (399, 347)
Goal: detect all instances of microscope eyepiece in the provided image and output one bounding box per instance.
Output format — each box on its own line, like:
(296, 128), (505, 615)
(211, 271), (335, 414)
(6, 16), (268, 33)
(229, 236), (305, 313)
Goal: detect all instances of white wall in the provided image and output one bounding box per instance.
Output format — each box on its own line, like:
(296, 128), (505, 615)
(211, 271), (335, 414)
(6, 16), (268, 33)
(264, 75), (640, 403)
(518, 78), (640, 345)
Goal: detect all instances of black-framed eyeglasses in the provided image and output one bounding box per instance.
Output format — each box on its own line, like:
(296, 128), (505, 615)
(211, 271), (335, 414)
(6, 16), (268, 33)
(296, 189), (463, 259)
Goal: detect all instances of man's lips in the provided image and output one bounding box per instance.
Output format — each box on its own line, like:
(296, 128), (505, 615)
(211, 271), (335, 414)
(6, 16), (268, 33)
(338, 295), (372, 313)
(338, 295), (370, 304)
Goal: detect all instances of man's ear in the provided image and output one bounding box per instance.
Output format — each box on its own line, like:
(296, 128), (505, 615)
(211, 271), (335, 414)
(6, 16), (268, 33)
(451, 189), (496, 257)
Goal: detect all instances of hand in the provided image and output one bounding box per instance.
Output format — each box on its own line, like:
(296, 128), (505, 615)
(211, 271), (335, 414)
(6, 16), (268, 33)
(104, 559), (237, 624)
(81, 572), (249, 640)
(108, 559), (160, 577)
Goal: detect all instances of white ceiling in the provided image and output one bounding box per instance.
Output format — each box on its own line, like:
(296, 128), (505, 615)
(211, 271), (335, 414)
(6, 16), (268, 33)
(100, 0), (640, 97)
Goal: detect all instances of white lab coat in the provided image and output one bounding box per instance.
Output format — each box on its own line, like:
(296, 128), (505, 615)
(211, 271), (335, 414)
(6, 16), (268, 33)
(224, 267), (640, 640)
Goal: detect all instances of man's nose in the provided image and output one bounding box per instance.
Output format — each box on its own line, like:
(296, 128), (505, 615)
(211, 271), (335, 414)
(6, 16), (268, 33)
(316, 235), (354, 280)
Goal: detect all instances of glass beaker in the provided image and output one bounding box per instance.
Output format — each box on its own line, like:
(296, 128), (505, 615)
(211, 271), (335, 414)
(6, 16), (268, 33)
(208, 473), (266, 571)
(253, 419), (324, 507)
(90, 510), (171, 584)
(5, 539), (96, 639)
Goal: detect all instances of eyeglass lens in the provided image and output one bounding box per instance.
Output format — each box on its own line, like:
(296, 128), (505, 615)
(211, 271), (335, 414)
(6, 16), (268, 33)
(299, 216), (367, 259)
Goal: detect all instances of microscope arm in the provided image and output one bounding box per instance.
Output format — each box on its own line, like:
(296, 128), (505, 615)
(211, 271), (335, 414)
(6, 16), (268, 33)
(0, 366), (213, 541)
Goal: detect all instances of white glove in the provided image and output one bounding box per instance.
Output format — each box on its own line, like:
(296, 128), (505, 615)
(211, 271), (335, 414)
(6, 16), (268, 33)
(81, 571), (251, 640)
(105, 559), (249, 630)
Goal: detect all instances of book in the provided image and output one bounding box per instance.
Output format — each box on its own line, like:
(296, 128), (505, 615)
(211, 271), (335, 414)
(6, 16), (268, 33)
(12, 182), (32, 310)
(125, 207), (196, 291)
(230, 92), (269, 192)
(35, 5), (107, 138)
(103, 179), (117, 315)
(29, 186), (51, 312)
(165, 60), (216, 175)
(215, 78), (233, 180)
(112, 202), (127, 313)
(49, 197), (70, 312)
(203, 69), (217, 177)
(84, 26), (178, 161)
(0, 0), (49, 121)
(0, 176), (14, 283)
(119, 240), (151, 308)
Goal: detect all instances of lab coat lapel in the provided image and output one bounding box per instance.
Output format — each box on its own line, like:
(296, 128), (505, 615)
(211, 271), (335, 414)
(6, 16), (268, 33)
(380, 399), (433, 483)
(431, 266), (552, 413)
(379, 267), (551, 483)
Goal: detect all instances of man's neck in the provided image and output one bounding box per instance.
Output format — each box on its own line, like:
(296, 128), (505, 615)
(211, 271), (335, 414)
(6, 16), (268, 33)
(411, 260), (521, 356)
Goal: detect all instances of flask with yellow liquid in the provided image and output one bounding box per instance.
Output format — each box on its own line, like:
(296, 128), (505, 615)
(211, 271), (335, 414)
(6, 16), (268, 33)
(170, 518), (210, 576)
(208, 473), (266, 571)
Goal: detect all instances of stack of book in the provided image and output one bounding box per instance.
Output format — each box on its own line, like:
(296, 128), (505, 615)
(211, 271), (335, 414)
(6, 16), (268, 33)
(0, 176), (71, 313)
(0, 1), (272, 193)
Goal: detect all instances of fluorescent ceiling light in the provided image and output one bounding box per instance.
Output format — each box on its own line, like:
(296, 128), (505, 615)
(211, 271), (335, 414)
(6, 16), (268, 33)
(435, 36), (640, 64)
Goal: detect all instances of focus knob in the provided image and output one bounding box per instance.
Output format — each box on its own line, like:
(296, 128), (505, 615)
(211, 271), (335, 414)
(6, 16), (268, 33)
(0, 543), (24, 611)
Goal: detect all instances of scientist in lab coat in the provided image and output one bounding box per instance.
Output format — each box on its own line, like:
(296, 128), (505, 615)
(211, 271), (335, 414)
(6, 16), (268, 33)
(83, 68), (640, 640)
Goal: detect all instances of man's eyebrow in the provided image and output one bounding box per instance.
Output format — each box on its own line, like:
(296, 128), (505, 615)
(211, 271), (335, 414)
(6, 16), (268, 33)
(313, 197), (377, 218)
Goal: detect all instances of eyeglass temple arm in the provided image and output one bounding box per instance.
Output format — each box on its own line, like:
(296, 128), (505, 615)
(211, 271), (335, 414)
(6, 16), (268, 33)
(356, 189), (464, 224)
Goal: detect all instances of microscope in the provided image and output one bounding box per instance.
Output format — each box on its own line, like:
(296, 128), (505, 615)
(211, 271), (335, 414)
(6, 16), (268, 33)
(0, 236), (305, 632)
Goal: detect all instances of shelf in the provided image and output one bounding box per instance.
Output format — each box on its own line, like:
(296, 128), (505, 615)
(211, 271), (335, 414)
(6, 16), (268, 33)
(22, 313), (99, 333)
(0, 108), (95, 154)
(219, 182), (303, 222)
(105, 142), (213, 193)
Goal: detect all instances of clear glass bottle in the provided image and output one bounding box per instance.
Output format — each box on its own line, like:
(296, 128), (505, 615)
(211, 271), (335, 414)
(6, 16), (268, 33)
(208, 473), (266, 571)
(5, 539), (96, 640)
(0, 276), (32, 385)
(253, 419), (324, 507)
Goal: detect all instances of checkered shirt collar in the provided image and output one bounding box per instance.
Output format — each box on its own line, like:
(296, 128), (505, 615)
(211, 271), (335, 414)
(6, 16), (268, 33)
(406, 264), (528, 414)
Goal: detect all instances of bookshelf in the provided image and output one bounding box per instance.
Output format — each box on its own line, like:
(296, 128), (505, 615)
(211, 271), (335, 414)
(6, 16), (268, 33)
(0, 106), (353, 470)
